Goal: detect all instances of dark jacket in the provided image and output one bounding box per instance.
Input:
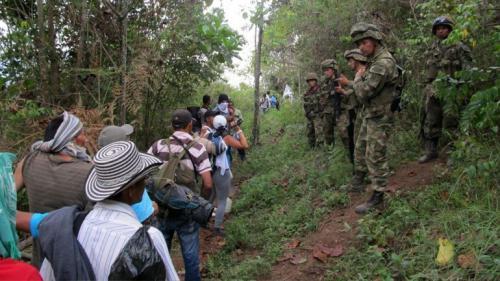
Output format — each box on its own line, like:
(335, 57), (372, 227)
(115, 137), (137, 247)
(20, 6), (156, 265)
(38, 206), (95, 281)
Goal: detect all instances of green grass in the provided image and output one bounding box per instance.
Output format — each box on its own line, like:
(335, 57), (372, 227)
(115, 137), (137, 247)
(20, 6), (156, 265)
(205, 96), (500, 281)
(205, 102), (353, 280)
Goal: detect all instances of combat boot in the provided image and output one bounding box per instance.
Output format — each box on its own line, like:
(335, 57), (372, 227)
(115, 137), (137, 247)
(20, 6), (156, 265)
(418, 138), (438, 164)
(355, 191), (384, 214)
(348, 172), (366, 193)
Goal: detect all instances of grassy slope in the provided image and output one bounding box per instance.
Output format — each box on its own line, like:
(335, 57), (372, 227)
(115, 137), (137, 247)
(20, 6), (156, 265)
(206, 97), (499, 280)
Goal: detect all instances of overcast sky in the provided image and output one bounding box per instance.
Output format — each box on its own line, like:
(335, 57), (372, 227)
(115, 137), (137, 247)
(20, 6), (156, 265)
(210, 0), (256, 87)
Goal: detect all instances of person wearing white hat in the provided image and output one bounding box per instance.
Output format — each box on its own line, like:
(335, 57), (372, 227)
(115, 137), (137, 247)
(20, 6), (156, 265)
(39, 141), (179, 281)
(207, 115), (248, 236)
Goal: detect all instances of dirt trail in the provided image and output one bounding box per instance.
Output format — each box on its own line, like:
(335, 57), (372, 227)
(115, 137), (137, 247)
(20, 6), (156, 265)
(170, 160), (444, 280)
(260, 159), (444, 281)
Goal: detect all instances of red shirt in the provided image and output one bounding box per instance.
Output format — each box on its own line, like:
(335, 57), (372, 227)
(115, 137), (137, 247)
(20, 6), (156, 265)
(0, 258), (42, 281)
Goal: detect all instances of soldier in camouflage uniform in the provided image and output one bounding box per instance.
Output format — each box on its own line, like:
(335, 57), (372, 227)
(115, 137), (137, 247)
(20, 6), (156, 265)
(319, 59), (339, 146)
(418, 16), (472, 163)
(303, 72), (321, 147)
(335, 49), (368, 164)
(341, 23), (399, 214)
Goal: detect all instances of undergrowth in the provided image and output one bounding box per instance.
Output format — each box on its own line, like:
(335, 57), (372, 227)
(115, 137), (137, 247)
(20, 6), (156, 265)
(206, 99), (499, 281)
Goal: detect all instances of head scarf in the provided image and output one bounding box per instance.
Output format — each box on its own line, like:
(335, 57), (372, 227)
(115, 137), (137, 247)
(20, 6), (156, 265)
(0, 152), (21, 259)
(31, 111), (90, 161)
(215, 102), (229, 116)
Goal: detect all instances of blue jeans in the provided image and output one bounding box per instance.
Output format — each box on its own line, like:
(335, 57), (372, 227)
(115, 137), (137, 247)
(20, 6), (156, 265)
(158, 216), (201, 281)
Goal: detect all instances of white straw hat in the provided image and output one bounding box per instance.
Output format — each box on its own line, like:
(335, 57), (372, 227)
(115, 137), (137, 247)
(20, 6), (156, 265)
(85, 141), (162, 202)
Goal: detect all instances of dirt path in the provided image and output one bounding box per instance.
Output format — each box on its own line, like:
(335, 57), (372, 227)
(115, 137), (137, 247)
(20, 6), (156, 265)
(260, 159), (445, 281)
(170, 160), (444, 280)
(170, 177), (246, 279)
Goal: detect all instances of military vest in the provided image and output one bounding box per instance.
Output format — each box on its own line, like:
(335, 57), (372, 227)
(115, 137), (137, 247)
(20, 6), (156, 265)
(425, 40), (472, 83)
(357, 48), (399, 118)
(304, 85), (320, 117)
(319, 77), (336, 114)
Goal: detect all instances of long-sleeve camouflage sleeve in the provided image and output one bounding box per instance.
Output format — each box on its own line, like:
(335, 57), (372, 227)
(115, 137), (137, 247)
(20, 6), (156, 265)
(353, 61), (389, 102)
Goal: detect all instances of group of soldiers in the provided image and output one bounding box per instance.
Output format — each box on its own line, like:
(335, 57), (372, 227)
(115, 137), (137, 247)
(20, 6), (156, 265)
(302, 17), (472, 214)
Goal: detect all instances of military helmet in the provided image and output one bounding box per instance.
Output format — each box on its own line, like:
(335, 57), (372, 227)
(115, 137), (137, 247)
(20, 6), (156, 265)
(321, 59), (338, 71)
(432, 16), (454, 34)
(350, 22), (383, 43)
(344, 49), (367, 63)
(305, 72), (318, 81)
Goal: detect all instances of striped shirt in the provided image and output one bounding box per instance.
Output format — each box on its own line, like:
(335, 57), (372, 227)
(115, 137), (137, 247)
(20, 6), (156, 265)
(40, 200), (179, 281)
(147, 131), (212, 175)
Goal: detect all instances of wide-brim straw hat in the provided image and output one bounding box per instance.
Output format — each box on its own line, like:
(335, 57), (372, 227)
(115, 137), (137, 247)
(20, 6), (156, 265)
(85, 141), (162, 202)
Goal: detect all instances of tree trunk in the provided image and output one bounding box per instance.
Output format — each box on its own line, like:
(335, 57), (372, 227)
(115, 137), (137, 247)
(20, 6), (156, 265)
(35, 0), (49, 103)
(75, 0), (88, 106)
(252, 25), (264, 146)
(120, 0), (129, 125)
(46, 0), (60, 104)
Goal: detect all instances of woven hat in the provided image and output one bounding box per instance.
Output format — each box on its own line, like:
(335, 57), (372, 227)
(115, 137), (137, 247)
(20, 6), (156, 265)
(85, 141), (162, 202)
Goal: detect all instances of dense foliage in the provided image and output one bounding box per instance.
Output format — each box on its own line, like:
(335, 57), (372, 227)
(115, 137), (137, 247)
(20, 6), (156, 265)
(0, 0), (242, 150)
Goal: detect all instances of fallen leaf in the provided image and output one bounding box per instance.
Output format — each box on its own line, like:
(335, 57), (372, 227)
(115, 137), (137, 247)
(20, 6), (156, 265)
(436, 238), (454, 266)
(281, 178), (289, 187)
(458, 251), (476, 269)
(277, 252), (294, 262)
(286, 239), (301, 249)
(439, 191), (450, 200)
(290, 255), (307, 265)
(330, 244), (344, 257)
(216, 239), (226, 247)
(313, 250), (328, 263)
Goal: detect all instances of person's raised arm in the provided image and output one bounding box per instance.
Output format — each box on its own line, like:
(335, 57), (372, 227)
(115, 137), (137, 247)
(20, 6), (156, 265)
(223, 127), (249, 150)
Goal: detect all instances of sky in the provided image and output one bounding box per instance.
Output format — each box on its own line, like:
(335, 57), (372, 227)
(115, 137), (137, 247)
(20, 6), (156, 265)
(209, 0), (256, 87)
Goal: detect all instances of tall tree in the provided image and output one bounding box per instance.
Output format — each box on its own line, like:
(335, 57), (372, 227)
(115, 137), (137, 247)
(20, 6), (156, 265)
(252, 25), (263, 146)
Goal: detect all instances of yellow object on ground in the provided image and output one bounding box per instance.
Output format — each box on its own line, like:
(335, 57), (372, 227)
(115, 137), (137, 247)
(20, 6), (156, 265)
(436, 238), (454, 266)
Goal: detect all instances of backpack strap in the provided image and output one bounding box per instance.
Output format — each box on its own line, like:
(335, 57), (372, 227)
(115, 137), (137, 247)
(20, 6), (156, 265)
(171, 135), (198, 181)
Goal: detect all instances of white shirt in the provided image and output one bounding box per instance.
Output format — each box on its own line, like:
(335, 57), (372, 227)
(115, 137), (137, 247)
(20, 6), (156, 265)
(40, 200), (179, 281)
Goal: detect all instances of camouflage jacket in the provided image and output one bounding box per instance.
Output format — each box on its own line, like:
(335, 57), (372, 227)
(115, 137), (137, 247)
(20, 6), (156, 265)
(353, 46), (398, 118)
(319, 77), (336, 114)
(303, 85), (320, 118)
(425, 39), (472, 83)
(343, 84), (359, 111)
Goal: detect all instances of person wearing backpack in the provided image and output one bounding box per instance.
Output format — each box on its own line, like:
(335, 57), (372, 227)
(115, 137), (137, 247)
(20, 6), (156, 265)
(148, 109), (213, 281)
(205, 115), (248, 236)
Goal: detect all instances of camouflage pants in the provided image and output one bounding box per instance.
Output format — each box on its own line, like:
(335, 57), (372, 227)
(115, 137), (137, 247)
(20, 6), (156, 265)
(322, 112), (335, 146)
(306, 117), (316, 147)
(421, 84), (459, 141)
(336, 110), (350, 149)
(313, 116), (324, 146)
(354, 114), (393, 192)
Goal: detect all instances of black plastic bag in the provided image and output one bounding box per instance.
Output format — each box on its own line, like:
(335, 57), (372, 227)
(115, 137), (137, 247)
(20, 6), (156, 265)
(108, 226), (166, 281)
